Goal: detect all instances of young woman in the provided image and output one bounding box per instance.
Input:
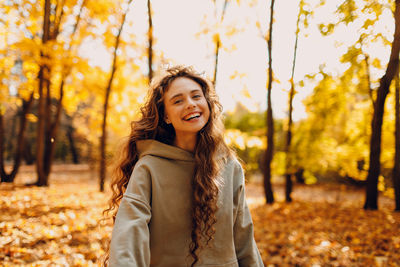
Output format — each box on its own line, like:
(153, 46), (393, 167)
(104, 66), (263, 267)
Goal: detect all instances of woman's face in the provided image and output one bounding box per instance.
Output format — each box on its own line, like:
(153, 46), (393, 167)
(163, 77), (210, 138)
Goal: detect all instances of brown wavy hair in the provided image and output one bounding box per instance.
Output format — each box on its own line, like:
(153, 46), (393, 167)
(102, 66), (232, 266)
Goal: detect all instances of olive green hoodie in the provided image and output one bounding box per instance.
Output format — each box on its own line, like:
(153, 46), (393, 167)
(109, 140), (264, 267)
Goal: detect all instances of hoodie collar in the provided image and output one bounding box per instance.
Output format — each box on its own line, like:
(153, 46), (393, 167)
(136, 140), (195, 162)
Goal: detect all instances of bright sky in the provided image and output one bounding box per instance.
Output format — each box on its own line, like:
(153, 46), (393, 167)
(84, 0), (394, 121)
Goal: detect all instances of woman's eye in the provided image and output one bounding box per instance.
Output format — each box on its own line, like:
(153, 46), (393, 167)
(193, 95), (201, 99)
(174, 99), (182, 104)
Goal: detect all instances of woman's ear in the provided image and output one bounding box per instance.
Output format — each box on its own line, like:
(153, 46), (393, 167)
(164, 115), (171, 124)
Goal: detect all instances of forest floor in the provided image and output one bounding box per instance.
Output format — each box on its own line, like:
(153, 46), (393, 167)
(0, 164), (399, 267)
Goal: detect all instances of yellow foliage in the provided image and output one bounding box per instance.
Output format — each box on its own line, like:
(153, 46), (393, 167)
(240, 88), (252, 99)
(212, 33), (220, 44)
(255, 21), (261, 31)
(0, 104), (6, 115)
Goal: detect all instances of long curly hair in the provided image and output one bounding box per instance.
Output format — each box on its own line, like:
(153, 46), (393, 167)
(102, 66), (232, 266)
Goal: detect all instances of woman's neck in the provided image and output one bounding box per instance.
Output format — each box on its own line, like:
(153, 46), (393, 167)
(174, 133), (197, 153)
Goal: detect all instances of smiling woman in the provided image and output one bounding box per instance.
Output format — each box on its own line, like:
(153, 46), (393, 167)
(103, 66), (264, 267)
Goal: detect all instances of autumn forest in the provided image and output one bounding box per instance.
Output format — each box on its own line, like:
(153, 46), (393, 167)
(1, 0), (400, 266)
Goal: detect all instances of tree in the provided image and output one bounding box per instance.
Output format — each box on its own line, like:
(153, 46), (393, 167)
(54, 0), (87, 165)
(35, 0), (52, 186)
(0, 21), (36, 182)
(211, 0), (229, 86)
(364, 0), (400, 210)
(197, 0), (236, 87)
(312, 0), (399, 193)
(284, 0), (313, 201)
(393, 70), (400, 211)
(66, 114), (80, 164)
(359, 35), (375, 106)
(284, 0), (304, 202)
(1, 0), (91, 183)
(262, 0), (275, 204)
(35, 0), (87, 186)
(99, 0), (134, 192)
(0, 93), (34, 183)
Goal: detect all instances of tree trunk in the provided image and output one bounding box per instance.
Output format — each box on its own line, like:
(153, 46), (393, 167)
(285, 2), (301, 203)
(295, 168), (305, 184)
(65, 113), (79, 164)
(36, 0), (51, 186)
(364, 53), (375, 106)
(43, 83), (64, 179)
(364, 0), (400, 210)
(36, 70), (48, 186)
(0, 112), (6, 181)
(393, 70), (400, 211)
(99, 0), (133, 192)
(6, 111), (17, 161)
(213, 34), (220, 87)
(67, 124), (79, 164)
(23, 138), (35, 165)
(284, 84), (295, 202)
(360, 36), (375, 106)
(0, 93), (34, 183)
(263, 0), (275, 204)
(100, 77), (113, 192)
(147, 0), (153, 84)
(40, 77), (52, 184)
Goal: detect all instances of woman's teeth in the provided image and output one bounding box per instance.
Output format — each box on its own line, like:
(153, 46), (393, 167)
(184, 113), (200, 121)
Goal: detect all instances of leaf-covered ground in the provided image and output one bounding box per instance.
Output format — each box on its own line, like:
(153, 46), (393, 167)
(248, 184), (400, 267)
(1, 165), (399, 266)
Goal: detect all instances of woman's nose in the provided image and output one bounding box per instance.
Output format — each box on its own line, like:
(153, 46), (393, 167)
(186, 98), (196, 109)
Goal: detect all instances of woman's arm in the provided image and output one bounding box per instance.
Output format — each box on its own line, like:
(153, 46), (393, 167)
(109, 164), (152, 267)
(233, 164), (264, 267)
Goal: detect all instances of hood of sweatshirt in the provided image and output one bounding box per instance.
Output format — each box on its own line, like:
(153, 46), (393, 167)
(136, 139), (194, 162)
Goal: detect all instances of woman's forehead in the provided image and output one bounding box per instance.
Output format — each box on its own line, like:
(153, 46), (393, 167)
(163, 77), (202, 94)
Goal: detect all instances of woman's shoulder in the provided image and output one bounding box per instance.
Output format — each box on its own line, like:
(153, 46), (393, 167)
(133, 154), (160, 172)
(221, 155), (245, 184)
(223, 155), (244, 172)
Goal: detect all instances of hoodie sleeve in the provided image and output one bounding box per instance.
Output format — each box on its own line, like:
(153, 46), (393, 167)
(233, 163), (264, 267)
(109, 163), (152, 267)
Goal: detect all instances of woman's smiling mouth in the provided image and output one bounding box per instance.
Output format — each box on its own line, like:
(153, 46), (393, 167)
(183, 112), (201, 121)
